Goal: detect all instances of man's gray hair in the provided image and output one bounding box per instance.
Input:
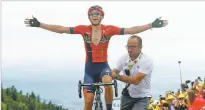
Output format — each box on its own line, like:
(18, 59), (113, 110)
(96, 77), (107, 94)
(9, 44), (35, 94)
(128, 35), (142, 47)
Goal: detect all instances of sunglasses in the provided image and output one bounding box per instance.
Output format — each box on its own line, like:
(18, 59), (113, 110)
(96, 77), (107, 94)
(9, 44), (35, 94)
(124, 69), (130, 76)
(89, 10), (101, 16)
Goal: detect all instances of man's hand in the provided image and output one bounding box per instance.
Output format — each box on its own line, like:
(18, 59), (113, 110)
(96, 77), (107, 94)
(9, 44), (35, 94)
(24, 16), (40, 27)
(151, 17), (168, 28)
(111, 71), (119, 80)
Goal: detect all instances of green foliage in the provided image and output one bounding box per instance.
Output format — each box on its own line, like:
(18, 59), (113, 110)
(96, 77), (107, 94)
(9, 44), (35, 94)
(1, 102), (7, 110)
(1, 85), (68, 110)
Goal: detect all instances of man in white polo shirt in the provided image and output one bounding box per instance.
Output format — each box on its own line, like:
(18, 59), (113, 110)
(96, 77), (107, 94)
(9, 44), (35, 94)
(112, 35), (153, 110)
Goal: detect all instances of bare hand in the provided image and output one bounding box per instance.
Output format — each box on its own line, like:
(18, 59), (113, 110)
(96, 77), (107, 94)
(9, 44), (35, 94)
(111, 71), (118, 79)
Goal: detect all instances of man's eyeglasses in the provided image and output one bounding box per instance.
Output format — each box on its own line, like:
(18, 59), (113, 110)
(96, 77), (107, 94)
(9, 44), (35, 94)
(125, 45), (140, 49)
(89, 10), (101, 16)
(124, 69), (130, 76)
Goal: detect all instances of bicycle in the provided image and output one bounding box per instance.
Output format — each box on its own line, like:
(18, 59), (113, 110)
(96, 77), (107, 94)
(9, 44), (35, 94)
(78, 80), (118, 110)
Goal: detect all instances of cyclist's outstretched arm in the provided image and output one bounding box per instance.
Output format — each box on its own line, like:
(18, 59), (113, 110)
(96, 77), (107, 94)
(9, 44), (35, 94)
(124, 24), (151, 34)
(40, 23), (71, 34)
(124, 17), (168, 34)
(24, 16), (71, 34)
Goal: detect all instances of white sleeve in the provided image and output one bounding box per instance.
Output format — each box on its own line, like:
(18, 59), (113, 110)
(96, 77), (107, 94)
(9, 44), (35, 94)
(138, 60), (153, 75)
(114, 55), (126, 71)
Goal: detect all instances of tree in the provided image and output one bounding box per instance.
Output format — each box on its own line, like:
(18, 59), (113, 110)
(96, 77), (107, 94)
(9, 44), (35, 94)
(11, 85), (15, 92)
(19, 90), (23, 94)
(12, 91), (17, 101)
(37, 95), (40, 102)
(5, 88), (11, 96)
(2, 86), (69, 110)
(30, 92), (36, 100)
(26, 92), (29, 98)
(1, 86), (5, 102)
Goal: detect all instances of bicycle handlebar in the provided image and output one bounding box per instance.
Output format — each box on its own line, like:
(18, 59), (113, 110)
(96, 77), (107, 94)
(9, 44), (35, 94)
(81, 82), (114, 86)
(78, 80), (118, 98)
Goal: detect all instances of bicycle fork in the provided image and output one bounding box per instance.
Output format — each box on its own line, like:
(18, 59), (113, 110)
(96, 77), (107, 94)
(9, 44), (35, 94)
(94, 86), (103, 110)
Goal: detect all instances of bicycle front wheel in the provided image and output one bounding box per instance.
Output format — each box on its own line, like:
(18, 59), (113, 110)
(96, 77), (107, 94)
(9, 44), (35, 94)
(94, 102), (103, 110)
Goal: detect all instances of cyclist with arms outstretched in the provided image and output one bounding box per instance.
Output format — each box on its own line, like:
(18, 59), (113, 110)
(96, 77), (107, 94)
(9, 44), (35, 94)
(24, 5), (168, 110)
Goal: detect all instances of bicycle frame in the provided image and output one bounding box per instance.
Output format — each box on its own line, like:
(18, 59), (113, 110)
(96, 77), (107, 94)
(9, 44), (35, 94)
(78, 80), (118, 110)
